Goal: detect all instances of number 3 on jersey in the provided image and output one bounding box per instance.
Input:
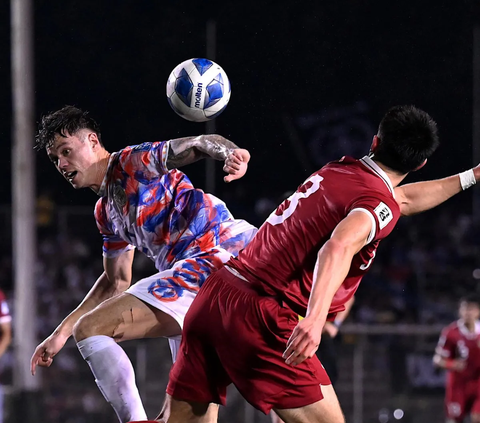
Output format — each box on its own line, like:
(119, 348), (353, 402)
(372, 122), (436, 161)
(267, 174), (324, 226)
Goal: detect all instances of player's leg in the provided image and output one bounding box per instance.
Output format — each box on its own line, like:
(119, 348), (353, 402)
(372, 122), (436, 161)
(273, 384), (344, 423)
(270, 411), (284, 423)
(73, 292), (180, 423)
(154, 394), (219, 423)
(469, 386), (480, 423)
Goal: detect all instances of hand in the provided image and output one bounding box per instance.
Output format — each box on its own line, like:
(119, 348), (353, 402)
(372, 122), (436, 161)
(30, 332), (69, 375)
(450, 359), (467, 372)
(322, 321), (339, 338)
(223, 149), (250, 183)
(283, 316), (323, 366)
(474, 164), (480, 182)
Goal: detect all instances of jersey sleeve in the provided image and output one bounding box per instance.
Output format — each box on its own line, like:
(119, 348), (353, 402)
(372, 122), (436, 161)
(0, 291), (11, 324)
(94, 199), (135, 258)
(435, 327), (456, 358)
(118, 141), (170, 177)
(348, 194), (400, 244)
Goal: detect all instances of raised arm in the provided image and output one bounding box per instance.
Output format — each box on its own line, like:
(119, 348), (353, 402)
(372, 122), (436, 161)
(167, 134), (250, 182)
(283, 211), (372, 366)
(31, 249), (135, 375)
(395, 166), (480, 216)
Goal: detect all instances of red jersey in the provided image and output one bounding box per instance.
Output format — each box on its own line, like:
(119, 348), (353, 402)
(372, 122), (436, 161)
(228, 155), (400, 318)
(0, 290), (11, 324)
(436, 320), (480, 383)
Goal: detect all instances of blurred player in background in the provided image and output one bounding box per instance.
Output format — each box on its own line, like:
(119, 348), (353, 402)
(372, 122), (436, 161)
(434, 294), (480, 423)
(155, 105), (480, 423)
(30, 106), (257, 422)
(0, 289), (12, 423)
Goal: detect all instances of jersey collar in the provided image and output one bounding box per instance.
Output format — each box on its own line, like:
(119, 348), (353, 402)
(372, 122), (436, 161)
(458, 319), (480, 338)
(359, 155), (395, 196)
(97, 153), (116, 197)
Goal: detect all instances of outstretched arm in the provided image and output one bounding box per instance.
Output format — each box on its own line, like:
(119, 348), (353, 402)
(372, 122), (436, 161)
(30, 249), (134, 375)
(395, 166), (480, 216)
(167, 134), (250, 182)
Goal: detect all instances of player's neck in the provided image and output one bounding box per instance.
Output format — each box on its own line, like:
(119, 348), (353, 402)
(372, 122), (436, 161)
(371, 158), (407, 188)
(464, 320), (477, 332)
(90, 151), (111, 194)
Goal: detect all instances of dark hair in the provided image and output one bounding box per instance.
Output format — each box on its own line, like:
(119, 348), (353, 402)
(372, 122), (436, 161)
(374, 105), (439, 174)
(35, 105), (102, 151)
(460, 293), (480, 307)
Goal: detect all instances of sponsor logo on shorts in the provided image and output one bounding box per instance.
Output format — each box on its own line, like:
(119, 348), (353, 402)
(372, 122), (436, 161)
(374, 202), (392, 230)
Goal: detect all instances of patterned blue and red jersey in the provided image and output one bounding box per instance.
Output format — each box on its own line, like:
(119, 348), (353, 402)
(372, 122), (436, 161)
(94, 141), (256, 272)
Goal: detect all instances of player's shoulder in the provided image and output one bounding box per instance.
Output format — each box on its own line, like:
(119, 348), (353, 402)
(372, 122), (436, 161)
(118, 141), (166, 161)
(443, 321), (461, 337)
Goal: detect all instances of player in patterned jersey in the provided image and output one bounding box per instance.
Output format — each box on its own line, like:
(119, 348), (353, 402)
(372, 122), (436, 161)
(152, 105), (480, 423)
(29, 106), (257, 422)
(0, 290), (11, 423)
(434, 294), (480, 423)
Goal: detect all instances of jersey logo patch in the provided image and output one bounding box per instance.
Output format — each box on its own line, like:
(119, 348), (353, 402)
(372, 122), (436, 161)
(374, 202), (393, 230)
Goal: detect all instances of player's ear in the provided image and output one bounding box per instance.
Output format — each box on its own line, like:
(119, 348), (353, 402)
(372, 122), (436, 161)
(413, 159), (427, 171)
(370, 135), (380, 154)
(88, 132), (101, 150)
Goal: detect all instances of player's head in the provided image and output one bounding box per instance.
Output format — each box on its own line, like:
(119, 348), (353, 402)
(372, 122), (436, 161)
(36, 106), (107, 190)
(371, 105), (439, 174)
(459, 294), (480, 323)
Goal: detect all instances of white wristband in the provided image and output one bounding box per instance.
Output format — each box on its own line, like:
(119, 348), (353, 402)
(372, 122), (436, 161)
(459, 169), (476, 191)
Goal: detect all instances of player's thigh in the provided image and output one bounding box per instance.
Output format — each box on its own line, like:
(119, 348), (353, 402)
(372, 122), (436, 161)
(73, 292), (181, 342)
(163, 395), (218, 423)
(270, 411), (285, 423)
(274, 384), (345, 423)
(155, 394), (218, 423)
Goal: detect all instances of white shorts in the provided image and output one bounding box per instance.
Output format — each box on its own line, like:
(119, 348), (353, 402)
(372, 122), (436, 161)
(126, 248), (233, 361)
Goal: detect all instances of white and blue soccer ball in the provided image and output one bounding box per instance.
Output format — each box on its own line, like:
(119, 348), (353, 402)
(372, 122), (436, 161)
(166, 58), (231, 122)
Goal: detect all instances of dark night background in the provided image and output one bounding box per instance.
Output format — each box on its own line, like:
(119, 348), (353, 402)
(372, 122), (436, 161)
(0, 1), (478, 215)
(2, 2), (480, 422)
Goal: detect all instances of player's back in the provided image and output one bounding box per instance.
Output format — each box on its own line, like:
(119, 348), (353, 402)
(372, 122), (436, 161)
(95, 141), (255, 270)
(228, 156), (400, 317)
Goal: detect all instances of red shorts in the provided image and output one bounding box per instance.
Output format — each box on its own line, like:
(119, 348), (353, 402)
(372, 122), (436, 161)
(446, 378), (480, 421)
(167, 266), (330, 414)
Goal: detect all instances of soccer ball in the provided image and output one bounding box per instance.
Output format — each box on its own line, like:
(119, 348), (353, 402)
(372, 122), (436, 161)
(166, 58), (231, 122)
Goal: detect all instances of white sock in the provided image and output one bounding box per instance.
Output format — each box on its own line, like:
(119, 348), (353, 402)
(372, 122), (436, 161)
(77, 335), (147, 423)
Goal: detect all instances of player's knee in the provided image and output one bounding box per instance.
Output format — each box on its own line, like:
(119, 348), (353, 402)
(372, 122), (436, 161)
(73, 313), (105, 342)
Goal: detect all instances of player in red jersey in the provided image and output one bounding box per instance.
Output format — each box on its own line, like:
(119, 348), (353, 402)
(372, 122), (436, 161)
(132, 105), (480, 423)
(434, 294), (480, 423)
(0, 290), (12, 423)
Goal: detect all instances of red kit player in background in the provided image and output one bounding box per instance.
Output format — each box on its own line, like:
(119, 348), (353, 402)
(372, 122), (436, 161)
(130, 105), (480, 423)
(434, 295), (480, 423)
(0, 290), (12, 423)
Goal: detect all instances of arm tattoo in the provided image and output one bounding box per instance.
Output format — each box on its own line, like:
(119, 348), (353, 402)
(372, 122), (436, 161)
(166, 134), (240, 169)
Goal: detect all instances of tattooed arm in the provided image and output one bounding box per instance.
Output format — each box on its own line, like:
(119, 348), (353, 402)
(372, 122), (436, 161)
(167, 134), (250, 182)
